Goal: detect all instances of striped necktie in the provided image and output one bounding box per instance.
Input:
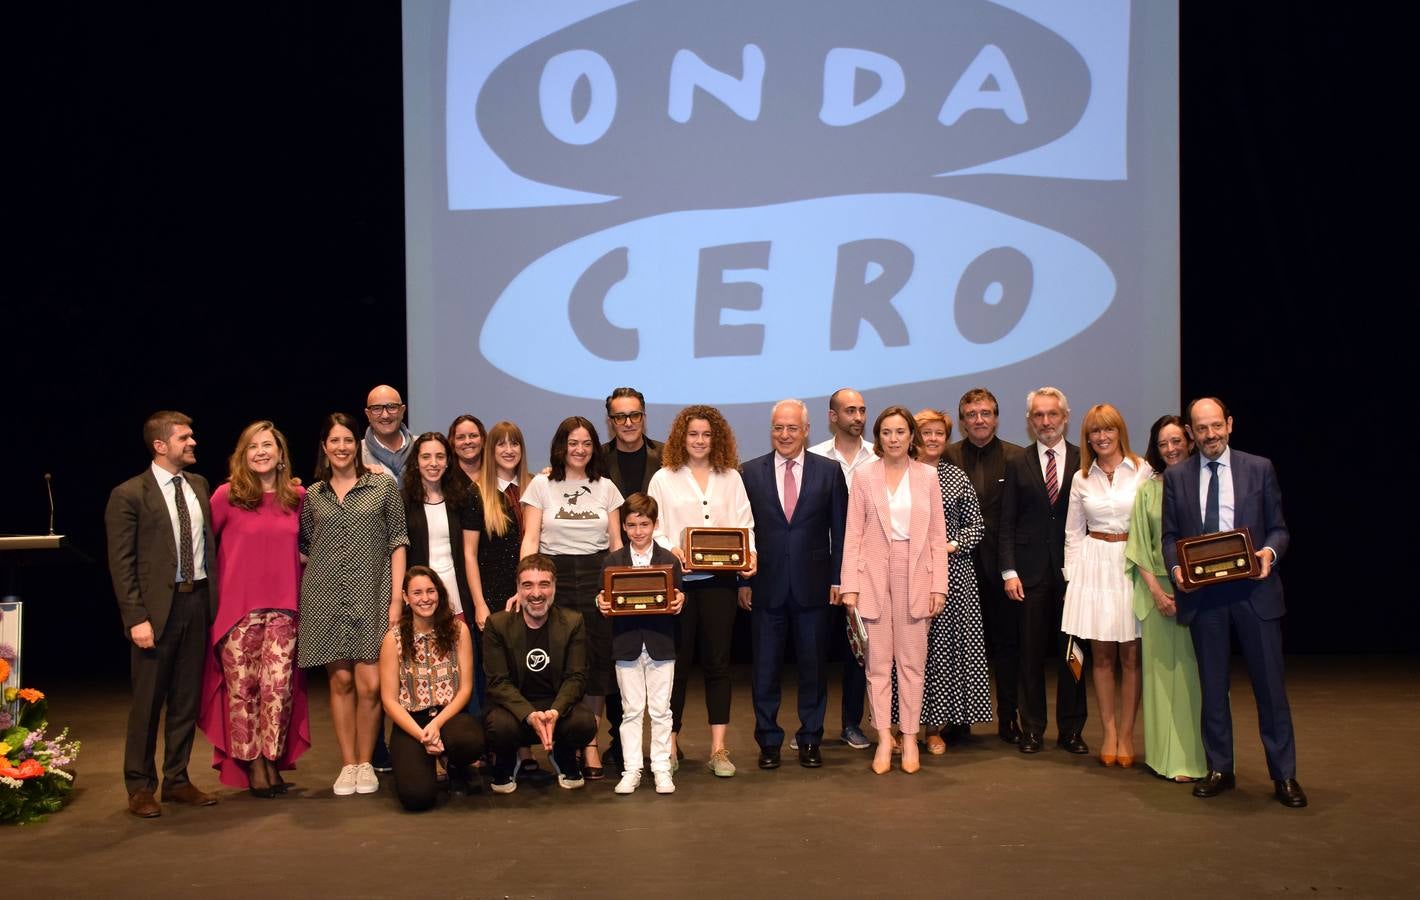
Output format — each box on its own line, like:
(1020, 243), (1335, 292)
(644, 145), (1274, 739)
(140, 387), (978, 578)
(1044, 448), (1059, 506)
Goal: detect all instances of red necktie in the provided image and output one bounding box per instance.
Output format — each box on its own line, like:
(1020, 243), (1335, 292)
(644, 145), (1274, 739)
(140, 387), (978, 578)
(504, 482), (521, 511)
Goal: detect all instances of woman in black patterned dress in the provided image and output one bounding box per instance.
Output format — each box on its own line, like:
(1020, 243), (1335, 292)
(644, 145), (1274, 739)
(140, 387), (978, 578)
(892, 409), (992, 752)
(299, 412), (409, 796)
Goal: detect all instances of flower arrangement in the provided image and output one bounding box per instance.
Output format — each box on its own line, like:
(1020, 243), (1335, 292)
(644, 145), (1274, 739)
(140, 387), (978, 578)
(1, 646), (80, 824)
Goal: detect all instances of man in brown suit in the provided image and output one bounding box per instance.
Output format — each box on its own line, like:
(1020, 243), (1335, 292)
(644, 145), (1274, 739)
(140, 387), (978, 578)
(105, 411), (219, 817)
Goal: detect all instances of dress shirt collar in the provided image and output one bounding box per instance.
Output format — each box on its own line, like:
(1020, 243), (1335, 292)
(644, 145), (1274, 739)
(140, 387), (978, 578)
(628, 542), (655, 567)
(1199, 446), (1232, 473)
(775, 448), (806, 469)
(151, 461), (183, 486)
(1088, 454), (1138, 478)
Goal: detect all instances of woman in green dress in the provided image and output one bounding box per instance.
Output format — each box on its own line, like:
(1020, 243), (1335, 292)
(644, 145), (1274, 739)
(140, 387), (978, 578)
(1125, 415), (1207, 782)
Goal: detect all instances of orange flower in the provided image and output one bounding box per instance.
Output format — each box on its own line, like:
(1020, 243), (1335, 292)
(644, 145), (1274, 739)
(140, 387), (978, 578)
(0, 758), (45, 780)
(16, 688), (43, 703)
(0, 658), (9, 682)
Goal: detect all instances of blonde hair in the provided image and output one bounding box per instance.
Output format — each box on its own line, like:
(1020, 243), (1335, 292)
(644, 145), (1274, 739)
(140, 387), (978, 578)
(475, 421), (530, 537)
(1078, 403), (1141, 475)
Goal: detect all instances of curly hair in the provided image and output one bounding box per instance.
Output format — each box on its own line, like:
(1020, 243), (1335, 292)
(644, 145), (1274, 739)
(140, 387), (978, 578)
(661, 404), (739, 472)
(401, 432), (470, 510)
(398, 566), (460, 663)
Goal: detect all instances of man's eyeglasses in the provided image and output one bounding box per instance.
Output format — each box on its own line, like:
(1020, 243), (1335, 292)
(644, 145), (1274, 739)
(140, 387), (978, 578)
(609, 412), (644, 424)
(366, 403), (405, 415)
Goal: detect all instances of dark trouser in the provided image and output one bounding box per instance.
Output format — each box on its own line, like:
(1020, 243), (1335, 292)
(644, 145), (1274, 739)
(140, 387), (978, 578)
(484, 703), (598, 776)
(389, 707), (486, 811)
(751, 600), (831, 748)
(125, 583), (209, 795)
(830, 604), (867, 730)
(671, 576), (738, 731)
(1189, 601), (1296, 780)
(553, 552), (612, 696)
(1017, 571), (1087, 737)
(979, 566), (1021, 727)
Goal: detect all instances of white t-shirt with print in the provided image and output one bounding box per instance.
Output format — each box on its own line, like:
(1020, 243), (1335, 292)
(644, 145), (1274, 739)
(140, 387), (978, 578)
(522, 474), (624, 555)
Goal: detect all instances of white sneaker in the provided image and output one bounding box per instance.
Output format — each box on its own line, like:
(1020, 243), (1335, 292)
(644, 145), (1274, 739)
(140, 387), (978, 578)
(333, 764), (359, 796)
(653, 770), (675, 794)
(354, 762), (380, 794)
(614, 771), (642, 795)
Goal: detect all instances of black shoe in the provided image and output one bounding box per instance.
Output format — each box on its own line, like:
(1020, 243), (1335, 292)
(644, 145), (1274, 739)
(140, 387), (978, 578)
(758, 746), (782, 769)
(604, 743), (623, 771)
(998, 719), (1022, 745)
(1192, 771), (1236, 798)
(371, 741), (394, 774)
(1056, 732), (1090, 755)
(799, 744), (823, 768)
(1018, 732), (1044, 754)
(1274, 778), (1308, 808)
(517, 758), (553, 786)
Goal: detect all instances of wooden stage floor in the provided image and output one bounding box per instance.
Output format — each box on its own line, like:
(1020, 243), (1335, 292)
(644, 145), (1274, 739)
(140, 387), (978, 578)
(8, 655), (1418, 898)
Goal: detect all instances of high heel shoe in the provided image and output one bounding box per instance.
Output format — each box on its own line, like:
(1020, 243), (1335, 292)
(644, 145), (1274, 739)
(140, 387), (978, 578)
(1117, 754), (1134, 768)
(1098, 753), (1117, 767)
(872, 747), (893, 775)
(900, 757), (921, 774)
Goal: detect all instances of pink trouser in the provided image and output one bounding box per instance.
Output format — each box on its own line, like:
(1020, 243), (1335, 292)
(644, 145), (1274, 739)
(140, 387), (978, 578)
(864, 541), (929, 734)
(221, 610), (297, 762)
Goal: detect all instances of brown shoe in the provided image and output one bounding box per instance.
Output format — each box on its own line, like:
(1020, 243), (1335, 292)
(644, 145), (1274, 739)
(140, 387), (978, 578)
(161, 782), (218, 806)
(925, 735), (947, 756)
(128, 789), (162, 818)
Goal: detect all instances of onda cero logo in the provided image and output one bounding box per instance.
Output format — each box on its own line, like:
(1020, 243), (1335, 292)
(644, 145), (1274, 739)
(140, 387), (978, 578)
(450, 0), (1130, 402)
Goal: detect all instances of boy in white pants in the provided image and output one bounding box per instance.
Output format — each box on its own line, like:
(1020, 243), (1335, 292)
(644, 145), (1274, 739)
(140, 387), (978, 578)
(597, 493), (684, 794)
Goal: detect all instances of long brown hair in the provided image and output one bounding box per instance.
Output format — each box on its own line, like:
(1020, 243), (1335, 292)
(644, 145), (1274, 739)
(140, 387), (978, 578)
(227, 421), (300, 511)
(476, 421), (530, 538)
(398, 566), (460, 664)
(661, 405), (739, 472)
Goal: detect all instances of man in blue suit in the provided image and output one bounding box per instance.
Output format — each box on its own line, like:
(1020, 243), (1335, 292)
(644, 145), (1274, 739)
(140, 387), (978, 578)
(739, 399), (849, 769)
(1162, 397), (1306, 808)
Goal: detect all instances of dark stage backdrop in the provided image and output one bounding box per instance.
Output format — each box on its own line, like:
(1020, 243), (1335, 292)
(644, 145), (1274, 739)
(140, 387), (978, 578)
(7, 5), (1406, 680)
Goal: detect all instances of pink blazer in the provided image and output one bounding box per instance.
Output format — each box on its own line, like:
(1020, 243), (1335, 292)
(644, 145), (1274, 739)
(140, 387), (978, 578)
(839, 458), (948, 620)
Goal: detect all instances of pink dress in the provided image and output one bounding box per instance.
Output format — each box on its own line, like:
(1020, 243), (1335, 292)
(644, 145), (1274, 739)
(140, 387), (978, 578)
(197, 485), (312, 787)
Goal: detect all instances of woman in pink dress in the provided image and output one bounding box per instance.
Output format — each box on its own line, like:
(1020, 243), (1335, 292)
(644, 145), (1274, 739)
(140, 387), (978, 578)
(198, 420), (311, 797)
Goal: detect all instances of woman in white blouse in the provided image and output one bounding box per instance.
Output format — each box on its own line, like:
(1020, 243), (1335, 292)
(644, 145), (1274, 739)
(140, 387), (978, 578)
(648, 405), (756, 778)
(1060, 403), (1154, 768)
(401, 432), (478, 625)
(520, 415), (624, 778)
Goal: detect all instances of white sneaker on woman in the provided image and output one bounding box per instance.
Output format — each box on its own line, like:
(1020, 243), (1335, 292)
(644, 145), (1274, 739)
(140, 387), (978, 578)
(354, 762), (380, 794)
(333, 765), (359, 796)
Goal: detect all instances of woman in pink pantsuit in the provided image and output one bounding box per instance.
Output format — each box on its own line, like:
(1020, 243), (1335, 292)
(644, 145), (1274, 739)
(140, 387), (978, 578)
(198, 421), (311, 796)
(840, 406), (948, 775)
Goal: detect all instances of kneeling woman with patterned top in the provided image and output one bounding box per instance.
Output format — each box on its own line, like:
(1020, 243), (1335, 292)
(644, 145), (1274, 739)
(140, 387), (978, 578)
(379, 566), (485, 811)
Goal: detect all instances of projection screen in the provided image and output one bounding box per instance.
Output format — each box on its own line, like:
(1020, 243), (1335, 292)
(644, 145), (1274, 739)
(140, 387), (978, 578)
(403, 0), (1178, 462)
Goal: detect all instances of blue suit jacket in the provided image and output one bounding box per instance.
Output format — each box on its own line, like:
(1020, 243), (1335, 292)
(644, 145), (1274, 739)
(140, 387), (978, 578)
(741, 450), (848, 609)
(1162, 448), (1289, 624)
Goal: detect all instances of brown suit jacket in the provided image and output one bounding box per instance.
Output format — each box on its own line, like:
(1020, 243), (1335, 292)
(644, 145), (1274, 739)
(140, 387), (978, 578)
(105, 467), (218, 639)
(483, 604), (587, 722)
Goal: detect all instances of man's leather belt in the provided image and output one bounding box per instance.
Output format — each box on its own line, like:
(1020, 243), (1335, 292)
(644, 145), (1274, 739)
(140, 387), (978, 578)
(175, 578), (209, 593)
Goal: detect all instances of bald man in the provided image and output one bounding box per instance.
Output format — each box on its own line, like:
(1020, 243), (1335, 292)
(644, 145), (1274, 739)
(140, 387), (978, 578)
(361, 385), (413, 480)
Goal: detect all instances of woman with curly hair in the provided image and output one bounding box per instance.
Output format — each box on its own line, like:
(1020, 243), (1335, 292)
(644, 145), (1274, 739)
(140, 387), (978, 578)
(379, 566), (483, 810)
(648, 405), (757, 777)
(198, 420), (311, 797)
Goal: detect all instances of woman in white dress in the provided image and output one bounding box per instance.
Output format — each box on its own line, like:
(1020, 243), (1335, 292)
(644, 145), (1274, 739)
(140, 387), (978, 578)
(1060, 403), (1153, 768)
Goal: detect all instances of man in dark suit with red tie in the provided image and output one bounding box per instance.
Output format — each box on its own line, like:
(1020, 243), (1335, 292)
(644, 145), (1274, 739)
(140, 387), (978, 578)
(105, 411), (220, 817)
(1163, 397), (1305, 808)
(740, 399), (848, 769)
(999, 387), (1089, 755)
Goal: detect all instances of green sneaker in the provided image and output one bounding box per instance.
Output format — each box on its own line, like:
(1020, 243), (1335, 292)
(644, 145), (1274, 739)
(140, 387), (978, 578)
(707, 748), (736, 778)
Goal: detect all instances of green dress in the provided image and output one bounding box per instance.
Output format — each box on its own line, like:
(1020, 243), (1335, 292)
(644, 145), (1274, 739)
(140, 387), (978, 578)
(1125, 477), (1206, 779)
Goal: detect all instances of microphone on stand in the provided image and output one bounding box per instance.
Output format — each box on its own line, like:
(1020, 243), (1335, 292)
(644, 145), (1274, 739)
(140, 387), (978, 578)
(45, 472), (56, 535)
